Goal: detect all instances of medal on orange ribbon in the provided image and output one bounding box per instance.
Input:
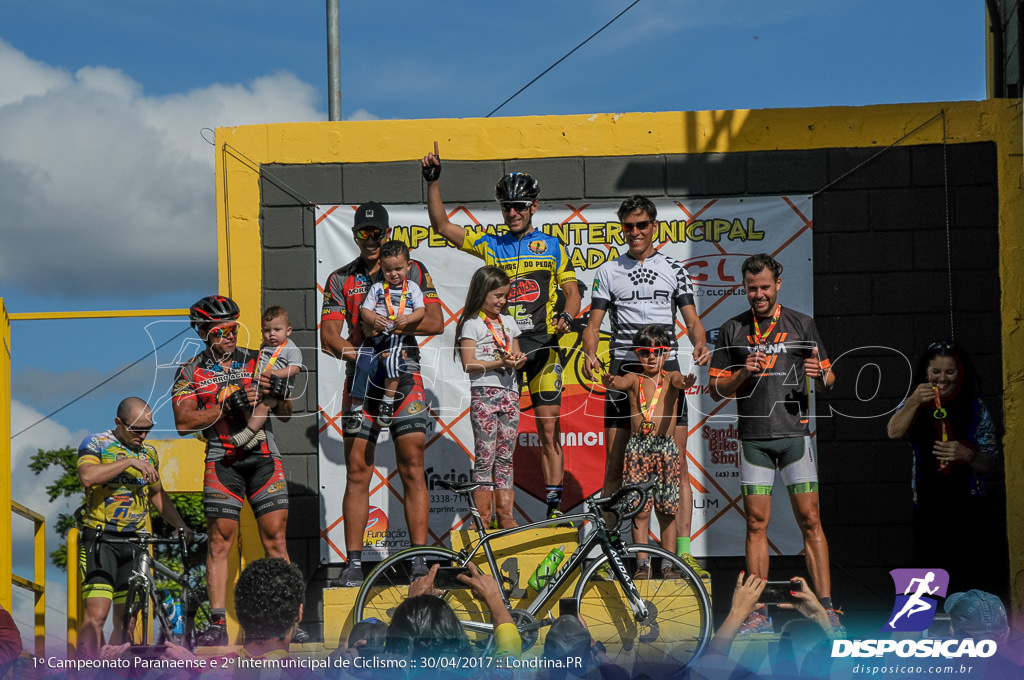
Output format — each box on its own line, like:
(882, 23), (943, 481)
(638, 371), (664, 436)
(383, 280), (408, 321)
(480, 312), (511, 360)
(752, 304), (781, 354)
(932, 384), (951, 471)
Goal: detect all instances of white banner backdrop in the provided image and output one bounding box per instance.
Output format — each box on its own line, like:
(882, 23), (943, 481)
(316, 196), (815, 564)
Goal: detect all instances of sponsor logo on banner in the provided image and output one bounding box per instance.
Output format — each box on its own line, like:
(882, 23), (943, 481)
(363, 506), (389, 547)
(703, 425), (740, 469)
(681, 254), (746, 287)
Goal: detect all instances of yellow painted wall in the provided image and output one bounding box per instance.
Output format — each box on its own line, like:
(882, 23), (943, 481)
(216, 100), (1024, 616)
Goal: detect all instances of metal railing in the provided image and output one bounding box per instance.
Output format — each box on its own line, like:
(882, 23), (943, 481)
(11, 501), (45, 657)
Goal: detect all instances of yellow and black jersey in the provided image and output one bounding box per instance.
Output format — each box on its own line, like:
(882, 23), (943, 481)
(461, 228), (576, 337)
(77, 431), (157, 533)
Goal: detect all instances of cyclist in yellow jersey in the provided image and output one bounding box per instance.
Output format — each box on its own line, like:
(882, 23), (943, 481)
(422, 142), (582, 518)
(77, 397), (192, 657)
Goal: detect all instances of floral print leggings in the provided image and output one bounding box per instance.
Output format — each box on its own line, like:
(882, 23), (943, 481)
(470, 386), (519, 489)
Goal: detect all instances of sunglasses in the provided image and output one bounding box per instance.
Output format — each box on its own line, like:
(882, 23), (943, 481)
(355, 228), (385, 241)
(119, 419), (154, 434)
(500, 201), (533, 213)
(208, 324), (238, 340)
(636, 346), (671, 357)
(928, 341), (954, 351)
(621, 220), (654, 232)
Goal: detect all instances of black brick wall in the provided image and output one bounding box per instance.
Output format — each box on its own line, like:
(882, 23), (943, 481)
(259, 141), (1001, 636)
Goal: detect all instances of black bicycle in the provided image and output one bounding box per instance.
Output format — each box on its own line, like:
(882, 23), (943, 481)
(101, 529), (209, 649)
(354, 478), (712, 671)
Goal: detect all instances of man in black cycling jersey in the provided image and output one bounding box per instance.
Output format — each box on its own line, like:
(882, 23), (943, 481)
(422, 142), (582, 519)
(582, 195), (710, 578)
(172, 295), (298, 645)
(708, 254), (840, 634)
(320, 203), (444, 587)
(77, 397), (192, 657)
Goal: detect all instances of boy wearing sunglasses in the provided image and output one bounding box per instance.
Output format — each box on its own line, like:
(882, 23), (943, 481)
(601, 325), (696, 579)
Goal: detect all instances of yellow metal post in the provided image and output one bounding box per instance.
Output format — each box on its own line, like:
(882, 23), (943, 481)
(1, 299), (12, 611)
(67, 528), (80, 654)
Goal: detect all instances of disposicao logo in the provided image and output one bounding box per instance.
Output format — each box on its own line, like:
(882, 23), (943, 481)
(884, 568), (949, 632)
(830, 567), (996, 660)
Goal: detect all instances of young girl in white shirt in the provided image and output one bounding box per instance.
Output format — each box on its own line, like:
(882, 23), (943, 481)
(455, 266), (527, 529)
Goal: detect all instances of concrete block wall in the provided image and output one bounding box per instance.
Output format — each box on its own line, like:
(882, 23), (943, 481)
(258, 142), (1001, 635)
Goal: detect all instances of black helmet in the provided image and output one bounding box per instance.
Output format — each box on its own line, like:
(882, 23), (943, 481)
(189, 295), (240, 330)
(494, 172), (540, 203)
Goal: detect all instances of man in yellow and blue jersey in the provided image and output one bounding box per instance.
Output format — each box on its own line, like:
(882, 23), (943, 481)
(77, 397), (192, 657)
(422, 143), (582, 518)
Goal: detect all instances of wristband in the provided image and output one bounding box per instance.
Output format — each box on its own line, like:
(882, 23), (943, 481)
(557, 312), (573, 326)
(422, 161), (441, 182)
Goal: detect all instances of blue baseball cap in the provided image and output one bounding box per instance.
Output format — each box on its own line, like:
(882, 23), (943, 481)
(944, 590), (1008, 638)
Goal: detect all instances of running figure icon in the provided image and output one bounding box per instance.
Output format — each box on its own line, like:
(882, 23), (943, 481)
(888, 571), (940, 628)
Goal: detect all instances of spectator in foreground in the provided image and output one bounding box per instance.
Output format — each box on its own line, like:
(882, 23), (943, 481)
(945, 590), (1022, 679)
(202, 557), (322, 679)
(541, 615), (628, 680)
(0, 602), (21, 679)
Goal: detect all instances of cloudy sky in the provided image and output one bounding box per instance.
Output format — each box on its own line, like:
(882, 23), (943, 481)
(1, 0), (984, 651)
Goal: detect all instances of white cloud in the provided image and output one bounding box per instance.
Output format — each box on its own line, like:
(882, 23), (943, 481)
(9, 400), (83, 657)
(0, 39), (323, 299)
(0, 39), (71, 109)
(346, 108), (379, 121)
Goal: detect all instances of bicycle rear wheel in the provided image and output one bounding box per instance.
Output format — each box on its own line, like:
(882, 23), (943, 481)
(182, 585), (210, 650)
(574, 544), (712, 674)
(354, 548), (495, 652)
(121, 581), (150, 645)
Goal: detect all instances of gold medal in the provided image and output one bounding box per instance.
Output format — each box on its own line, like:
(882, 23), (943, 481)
(637, 371), (664, 436)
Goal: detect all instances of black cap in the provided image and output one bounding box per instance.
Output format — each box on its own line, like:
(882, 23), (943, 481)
(353, 202), (389, 231)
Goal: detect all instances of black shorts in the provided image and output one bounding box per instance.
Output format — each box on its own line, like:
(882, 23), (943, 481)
(203, 455), (289, 521)
(344, 358), (430, 442)
(604, 358), (688, 429)
(79, 527), (136, 603)
(518, 334), (563, 407)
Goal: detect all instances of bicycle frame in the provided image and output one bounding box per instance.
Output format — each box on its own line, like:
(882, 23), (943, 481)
(449, 495), (650, 638)
(100, 532), (206, 646)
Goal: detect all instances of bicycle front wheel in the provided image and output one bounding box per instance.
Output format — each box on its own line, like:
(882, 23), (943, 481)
(121, 581), (150, 645)
(574, 544), (712, 674)
(354, 548), (495, 651)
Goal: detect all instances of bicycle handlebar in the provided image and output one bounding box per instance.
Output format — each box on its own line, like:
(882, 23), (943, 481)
(97, 531), (208, 549)
(588, 476), (658, 525)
